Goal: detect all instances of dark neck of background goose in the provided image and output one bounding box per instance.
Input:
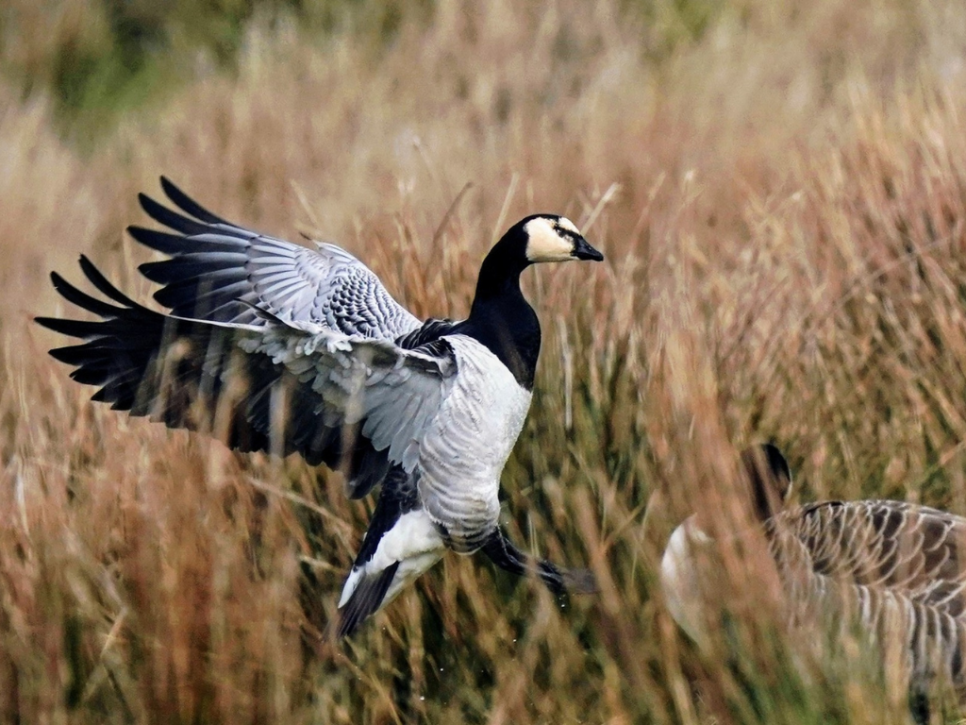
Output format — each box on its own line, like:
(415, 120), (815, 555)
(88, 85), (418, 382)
(741, 444), (792, 524)
(461, 240), (540, 391)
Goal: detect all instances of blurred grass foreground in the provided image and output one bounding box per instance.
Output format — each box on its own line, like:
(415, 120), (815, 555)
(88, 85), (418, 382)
(6, 0), (966, 722)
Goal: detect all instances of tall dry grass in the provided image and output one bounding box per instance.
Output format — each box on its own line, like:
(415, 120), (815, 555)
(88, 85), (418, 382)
(6, 0), (966, 722)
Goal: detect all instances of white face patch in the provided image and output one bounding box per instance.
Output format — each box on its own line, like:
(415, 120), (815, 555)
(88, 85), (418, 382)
(524, 216), (582, 263)
(555, 217), (580, 235)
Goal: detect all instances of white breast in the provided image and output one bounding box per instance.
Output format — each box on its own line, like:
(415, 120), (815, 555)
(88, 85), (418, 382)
(416, 334), (532, 551)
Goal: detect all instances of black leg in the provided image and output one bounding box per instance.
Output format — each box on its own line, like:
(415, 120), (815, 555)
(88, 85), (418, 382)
(479, 528), (597, 595)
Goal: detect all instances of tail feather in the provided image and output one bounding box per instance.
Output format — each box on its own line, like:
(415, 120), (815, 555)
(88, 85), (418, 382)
(337, 562), (400, 638)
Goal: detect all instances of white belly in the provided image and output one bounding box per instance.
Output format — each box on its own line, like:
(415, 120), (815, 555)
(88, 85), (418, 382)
(416, 335), (532, 551)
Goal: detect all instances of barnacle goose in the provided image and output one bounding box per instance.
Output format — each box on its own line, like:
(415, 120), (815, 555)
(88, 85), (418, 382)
(36, 178), (603, 637)
(661, 445), (966, 721)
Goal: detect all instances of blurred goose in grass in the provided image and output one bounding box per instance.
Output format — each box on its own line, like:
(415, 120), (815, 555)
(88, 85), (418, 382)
(36, 177), (602, 638)
(661, 444), (966, 723)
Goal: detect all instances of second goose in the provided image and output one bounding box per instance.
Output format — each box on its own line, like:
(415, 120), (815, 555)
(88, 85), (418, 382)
(661, 445), (966, 722)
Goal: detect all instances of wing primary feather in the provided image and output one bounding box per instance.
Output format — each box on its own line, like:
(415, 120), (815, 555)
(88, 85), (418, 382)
(139, 260), (244, 284)
(45, 272), (119, 319)
(78, 255), (140, 307)
(138, 192), (237, 239)
(128, 226), (245, 255)
(153, 279), (252, 314)
(160, 176), (235, 226)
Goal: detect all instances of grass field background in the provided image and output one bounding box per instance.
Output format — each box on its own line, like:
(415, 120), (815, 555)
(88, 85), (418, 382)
(6, 0), (966, 722)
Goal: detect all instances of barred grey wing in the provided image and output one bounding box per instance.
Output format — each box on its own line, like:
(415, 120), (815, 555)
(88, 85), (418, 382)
(36, 256), (456, 498)
(131, 177), (421, 338)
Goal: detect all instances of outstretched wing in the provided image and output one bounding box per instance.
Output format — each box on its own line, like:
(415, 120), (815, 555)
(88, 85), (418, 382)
(130, 177), (421, 338)
(36, 257), (456, 497)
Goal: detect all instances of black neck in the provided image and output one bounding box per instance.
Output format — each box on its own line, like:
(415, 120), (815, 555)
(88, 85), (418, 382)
(458, 244), (540, 390)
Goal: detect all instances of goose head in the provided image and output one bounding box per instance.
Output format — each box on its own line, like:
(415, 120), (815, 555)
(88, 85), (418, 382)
(479, 215), (603, 282)
(518, 214), (603, 264)
(741, 443), (793, 523)
(466, 213), (602, 387)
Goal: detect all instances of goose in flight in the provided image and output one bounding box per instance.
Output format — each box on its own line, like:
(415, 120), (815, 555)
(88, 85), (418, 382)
(37, 178), (603, 637)
(661, 445), (966, 722)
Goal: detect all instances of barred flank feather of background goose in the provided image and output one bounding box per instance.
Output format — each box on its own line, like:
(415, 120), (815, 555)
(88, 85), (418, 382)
(767, 501), (966, 691)
(661, 445), (966, 722)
